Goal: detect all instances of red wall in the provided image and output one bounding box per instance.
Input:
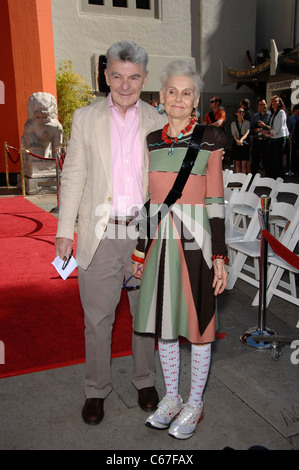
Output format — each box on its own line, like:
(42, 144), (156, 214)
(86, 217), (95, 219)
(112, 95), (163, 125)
(0, 0), (57, 174)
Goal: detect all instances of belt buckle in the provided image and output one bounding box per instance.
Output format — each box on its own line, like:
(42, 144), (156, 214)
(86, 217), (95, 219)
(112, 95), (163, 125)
(114, 216), (133, 226)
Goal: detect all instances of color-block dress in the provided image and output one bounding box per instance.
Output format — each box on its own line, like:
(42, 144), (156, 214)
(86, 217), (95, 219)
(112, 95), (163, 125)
(134, 125), (227, 344)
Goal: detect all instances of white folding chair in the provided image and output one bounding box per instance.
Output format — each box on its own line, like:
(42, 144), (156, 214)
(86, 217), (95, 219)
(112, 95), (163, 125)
(225, 190), (261, 267)
(226, 202), (297, 291)
(224, 172), (252, 191)
(251, 206), (299, 307)
(231, 176), (283, 232)
(223, 169), (233, 186)
(269, 181), (299, 237)
(225, 189), (260, 237)
(247, 174), (283, 198)
(224, 172), (252, 205)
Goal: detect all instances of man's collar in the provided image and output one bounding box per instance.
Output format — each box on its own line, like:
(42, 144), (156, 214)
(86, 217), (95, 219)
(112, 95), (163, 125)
(108, 93), (140, 112)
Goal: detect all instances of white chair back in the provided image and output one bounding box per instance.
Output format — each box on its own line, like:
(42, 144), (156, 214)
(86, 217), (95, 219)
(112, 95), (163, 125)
(226, 201), (298, 291)
(225, 189), (260, 238)
(251, 205), (299, 307)
(224, 172), (252, 192)
(247, 174), (283, 198)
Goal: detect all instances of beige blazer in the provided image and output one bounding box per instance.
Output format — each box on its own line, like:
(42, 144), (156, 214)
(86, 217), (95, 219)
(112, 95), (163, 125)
(56, 96), (167, 270)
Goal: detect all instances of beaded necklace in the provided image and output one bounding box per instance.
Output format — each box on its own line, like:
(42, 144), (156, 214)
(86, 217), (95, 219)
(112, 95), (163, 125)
(162, 117), (195, 155)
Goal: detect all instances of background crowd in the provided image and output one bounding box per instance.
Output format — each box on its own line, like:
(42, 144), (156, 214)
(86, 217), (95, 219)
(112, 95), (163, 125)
(182, 95), (299, 179)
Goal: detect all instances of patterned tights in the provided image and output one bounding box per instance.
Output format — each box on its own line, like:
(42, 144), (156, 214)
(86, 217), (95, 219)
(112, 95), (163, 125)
(158, 339), (211, 407)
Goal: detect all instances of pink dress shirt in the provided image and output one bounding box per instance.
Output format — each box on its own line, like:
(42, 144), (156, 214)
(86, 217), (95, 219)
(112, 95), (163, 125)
(109, 94), (144, 217)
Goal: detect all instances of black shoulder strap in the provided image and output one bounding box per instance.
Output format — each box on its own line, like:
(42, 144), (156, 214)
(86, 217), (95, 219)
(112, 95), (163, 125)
(163, 124), (205, 208)
(138, 125), (205, 238)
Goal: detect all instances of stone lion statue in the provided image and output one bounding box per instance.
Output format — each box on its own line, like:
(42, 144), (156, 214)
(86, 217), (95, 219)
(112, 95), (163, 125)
(22, 92), (63, 159)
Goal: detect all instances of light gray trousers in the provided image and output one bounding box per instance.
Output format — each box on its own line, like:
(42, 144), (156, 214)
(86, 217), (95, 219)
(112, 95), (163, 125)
(78, 222), (156, 399)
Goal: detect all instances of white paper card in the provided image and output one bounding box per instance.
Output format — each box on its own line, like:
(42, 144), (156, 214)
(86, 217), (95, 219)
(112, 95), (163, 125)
(52, 256), (78, 280)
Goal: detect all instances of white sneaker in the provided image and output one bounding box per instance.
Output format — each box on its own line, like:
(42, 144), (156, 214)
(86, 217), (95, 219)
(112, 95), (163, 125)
(145, 395), (183, 430)
(168, 402), (204, 439)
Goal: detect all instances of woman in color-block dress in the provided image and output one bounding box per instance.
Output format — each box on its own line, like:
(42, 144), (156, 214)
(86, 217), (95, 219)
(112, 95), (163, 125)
(132, 60), (228, 440)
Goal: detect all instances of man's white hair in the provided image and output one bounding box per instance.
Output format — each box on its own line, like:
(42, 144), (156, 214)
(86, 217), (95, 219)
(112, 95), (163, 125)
(106, 41), (148, 75)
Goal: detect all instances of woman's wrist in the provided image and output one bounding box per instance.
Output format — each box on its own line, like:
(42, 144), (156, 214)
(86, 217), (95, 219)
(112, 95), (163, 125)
(132, 249), (145, 264)
(211, 254), (229, 265)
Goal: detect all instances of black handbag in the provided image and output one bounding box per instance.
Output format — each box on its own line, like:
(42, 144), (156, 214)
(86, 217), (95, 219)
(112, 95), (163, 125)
(136, 124), (205, 238)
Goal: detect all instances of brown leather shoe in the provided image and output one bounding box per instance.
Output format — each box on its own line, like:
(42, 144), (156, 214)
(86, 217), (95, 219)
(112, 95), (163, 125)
(82, 398), (104, 425)
(138, 386), (159, 412)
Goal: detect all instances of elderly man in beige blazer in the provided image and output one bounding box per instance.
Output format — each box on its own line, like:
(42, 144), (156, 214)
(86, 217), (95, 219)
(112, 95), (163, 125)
(55, 41), (167, 425)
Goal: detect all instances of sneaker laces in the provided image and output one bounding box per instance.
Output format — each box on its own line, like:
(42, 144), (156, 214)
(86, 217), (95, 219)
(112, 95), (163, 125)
(154, 395), (182, 424)
(158, 395), (182, 411)
(172, 402), (203, 431)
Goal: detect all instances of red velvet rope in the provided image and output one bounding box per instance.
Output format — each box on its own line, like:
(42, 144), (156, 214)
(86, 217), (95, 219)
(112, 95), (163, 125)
(5, 143), (63, 163)
(261, 229), (299, 270)
(6, 145), (19, 153)
(24, 149), (55, 160)
(58, 152), (66, 170)
(6, 147), (20, 164)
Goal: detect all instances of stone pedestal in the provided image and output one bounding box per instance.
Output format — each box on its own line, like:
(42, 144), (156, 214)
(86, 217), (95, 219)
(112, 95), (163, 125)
(22, 151), (57, 194)
(17, 174), (58, 194)
(24, 152), (56, 179)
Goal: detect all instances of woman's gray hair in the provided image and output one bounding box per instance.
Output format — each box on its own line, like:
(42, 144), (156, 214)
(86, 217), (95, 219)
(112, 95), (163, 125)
(160, 60), (203, 98)
(106, 41), (148, 75)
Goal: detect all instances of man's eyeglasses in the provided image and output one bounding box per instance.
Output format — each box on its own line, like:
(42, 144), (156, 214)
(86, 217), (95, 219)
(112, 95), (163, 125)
(210, 100), (217, 104)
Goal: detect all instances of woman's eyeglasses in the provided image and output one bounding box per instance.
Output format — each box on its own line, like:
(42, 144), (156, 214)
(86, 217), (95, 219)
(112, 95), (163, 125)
(122, 274), (140, 291)
(122, 263), (143, 291)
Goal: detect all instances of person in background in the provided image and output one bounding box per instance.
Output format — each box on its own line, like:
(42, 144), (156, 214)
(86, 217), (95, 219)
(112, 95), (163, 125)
(262, 95), (289, 178)
(132, 60), (228, 440)
(240, 98), (254, 124)
(203, 96), (226, 129)
(230, 107), (250, 174)
(55, 41), (167, 426)
(150, 100), (158, 108)
(250, 98), (271, 177)
(289, 104), (299, 176)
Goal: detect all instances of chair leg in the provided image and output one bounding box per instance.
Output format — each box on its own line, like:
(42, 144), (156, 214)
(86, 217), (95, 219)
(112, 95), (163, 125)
(276, 271), (297, 297)
(265, 266), (297, 307)
(227, 252), (248, 290)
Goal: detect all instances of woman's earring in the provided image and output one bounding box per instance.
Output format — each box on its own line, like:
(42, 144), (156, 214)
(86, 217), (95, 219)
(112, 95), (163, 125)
(157, 103), (165, 114)
(193, 107), (200, 120)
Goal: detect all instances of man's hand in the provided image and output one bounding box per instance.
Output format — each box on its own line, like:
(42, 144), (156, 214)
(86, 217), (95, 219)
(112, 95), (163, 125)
(55, 237), (73, 260)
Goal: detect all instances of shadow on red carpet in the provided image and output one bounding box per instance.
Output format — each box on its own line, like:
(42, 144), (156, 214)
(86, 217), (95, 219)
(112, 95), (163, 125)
(0, 197), (133, 379)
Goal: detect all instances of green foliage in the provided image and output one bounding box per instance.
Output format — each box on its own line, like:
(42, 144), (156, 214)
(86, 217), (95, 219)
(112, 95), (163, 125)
(56, 60), (95, 142)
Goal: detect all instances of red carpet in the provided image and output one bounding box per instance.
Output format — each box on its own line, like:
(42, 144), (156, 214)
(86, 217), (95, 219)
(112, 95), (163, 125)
(0, 197), (133, 379)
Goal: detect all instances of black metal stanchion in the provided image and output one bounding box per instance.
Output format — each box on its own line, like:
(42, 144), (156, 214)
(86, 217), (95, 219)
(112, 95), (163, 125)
(4, 142), (11, 189)
(240, 196), (277, 349)
(50, 147), (61, 213)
